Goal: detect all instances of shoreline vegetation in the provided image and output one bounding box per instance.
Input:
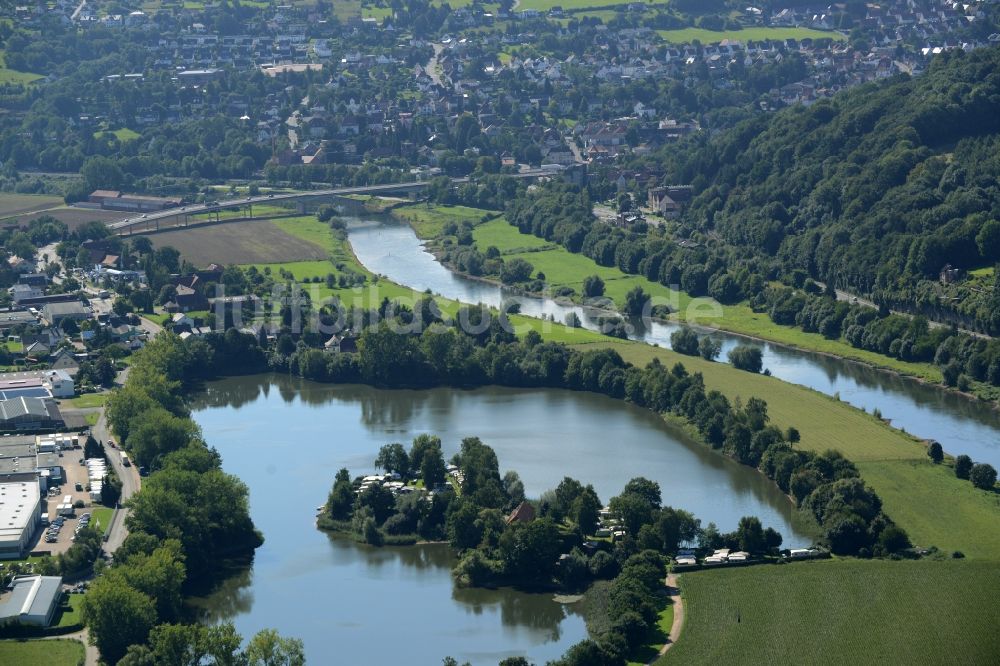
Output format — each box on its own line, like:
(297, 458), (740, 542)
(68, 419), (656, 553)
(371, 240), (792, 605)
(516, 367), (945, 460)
(388, 202), (999, 406)
(236, 207), (997, 560)
(74, 206), (998, 663)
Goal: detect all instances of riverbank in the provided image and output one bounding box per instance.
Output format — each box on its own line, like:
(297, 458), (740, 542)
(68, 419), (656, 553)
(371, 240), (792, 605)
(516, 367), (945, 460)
(388, 203), (1000, 408)
(587, 341), (1000, 560)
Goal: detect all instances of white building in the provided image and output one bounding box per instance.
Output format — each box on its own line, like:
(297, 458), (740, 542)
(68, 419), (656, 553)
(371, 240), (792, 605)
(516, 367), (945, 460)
(0, 575), (63, 626)
(42, 370), (74, 398)
(0, 480), (41, 559)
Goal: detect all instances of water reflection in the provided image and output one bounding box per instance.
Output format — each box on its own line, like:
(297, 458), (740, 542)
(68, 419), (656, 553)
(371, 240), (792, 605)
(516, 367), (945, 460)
(188, 376), (815, 664)
(346, 217), (1000, 468)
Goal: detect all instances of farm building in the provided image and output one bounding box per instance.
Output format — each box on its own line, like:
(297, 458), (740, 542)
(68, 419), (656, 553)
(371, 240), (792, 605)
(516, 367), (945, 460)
(0, 575), (63, 626)
(0, 479), (41, 559)
(87, 190), (182, 212)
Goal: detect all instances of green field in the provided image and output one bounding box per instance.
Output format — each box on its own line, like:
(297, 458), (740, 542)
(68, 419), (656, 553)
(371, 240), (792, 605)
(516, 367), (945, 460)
(663, 559), (1000, 664)
(657, 27), (845, 44)
(63, 393), (108, 409)
(0, 638), (84, 665)
(580, 341), (1000, 559)
(94, 128), (141, 142)
(393, 204), (497, 239)
(0, 50), (43, 85)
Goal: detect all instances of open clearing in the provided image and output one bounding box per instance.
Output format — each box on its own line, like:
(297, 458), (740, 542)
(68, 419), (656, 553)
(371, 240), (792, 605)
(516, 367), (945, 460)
(146, 217), (328, 265)
(657, 27), (845, 44)
(0, 194), (63, 219)
(663, 559), (1000, 664)
(579, 341), (1000, 559)
(0, 639), (84, 665)
(0, 50), (43, 85)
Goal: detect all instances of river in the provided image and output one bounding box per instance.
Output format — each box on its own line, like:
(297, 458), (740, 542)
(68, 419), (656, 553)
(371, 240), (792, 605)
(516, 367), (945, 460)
(345, 215), (1000, 470)
(188, 376), (816, 665)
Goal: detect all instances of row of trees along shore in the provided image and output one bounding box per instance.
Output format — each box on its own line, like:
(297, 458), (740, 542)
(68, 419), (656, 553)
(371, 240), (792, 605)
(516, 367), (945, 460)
(92, 299), (909, 663)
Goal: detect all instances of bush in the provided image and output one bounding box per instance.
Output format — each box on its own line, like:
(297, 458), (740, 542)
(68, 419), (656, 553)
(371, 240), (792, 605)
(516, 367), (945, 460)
(583, 275), (605, 297)
(670, 327), (700, 356)
(969, 463), (997, 490)
(955, 454), (973, 480)
(927, 441), (943, 464)
(729, 345), (763, 373)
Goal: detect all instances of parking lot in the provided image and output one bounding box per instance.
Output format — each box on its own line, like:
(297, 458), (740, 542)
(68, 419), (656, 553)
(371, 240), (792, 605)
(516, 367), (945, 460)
(33, 451), (105, 556)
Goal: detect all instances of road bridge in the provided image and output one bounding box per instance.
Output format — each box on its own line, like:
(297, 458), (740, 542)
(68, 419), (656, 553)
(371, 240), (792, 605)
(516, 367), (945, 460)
(108, 169), (568, 235)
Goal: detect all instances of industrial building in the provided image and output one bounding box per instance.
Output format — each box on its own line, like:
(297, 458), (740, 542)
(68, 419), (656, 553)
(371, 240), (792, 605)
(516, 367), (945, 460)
(0, 479), (41, 559)
(0, 370), (75, 399)
(0, 397), (64, 431)
(87, 190), (182, 212)
(0, 575), (63, 626)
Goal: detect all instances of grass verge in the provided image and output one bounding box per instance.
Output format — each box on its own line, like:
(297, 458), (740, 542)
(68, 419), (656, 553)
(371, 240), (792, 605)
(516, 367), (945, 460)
(0, 638), (84, 665)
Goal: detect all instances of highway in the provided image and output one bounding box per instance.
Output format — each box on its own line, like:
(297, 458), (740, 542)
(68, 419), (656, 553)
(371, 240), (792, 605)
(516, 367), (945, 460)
(108, 170), (564, 233)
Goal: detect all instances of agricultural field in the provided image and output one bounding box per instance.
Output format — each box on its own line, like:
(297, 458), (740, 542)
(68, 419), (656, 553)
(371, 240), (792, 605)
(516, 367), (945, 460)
(146, 217), (328, 265)
(663, 559), (1000, 664)
(11, 206), (129, 231)
(0, 194), (63, 220)
(579, 340), (1000, 559)
(657, 27), (845, 44)
(0, 639), (84, 665)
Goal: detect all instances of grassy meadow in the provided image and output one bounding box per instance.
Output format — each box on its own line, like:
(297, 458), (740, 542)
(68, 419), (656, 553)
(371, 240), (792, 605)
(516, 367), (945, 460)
(579, 340), (1000, 560)
(662, 559), (1000, 664)
(0, 50), (43, 85)
(657, 27), (845, 44)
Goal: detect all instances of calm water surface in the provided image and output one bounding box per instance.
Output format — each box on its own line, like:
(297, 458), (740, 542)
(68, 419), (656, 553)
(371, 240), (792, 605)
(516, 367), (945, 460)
(346, 216), (1000, 469)
(188, 375), (815, 665)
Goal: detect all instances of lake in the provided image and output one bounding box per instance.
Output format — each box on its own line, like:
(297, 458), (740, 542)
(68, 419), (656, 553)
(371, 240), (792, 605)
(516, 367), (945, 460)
(188, 375), (815, 665)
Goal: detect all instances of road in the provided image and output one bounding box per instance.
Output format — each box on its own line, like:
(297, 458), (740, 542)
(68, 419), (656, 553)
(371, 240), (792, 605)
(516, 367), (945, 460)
(817, 281), (991, 340)
(70, 0), (86, 21)
(89, 365), (142, 557)
(427, 44), (446, 88)
(107, 170), (558, 233)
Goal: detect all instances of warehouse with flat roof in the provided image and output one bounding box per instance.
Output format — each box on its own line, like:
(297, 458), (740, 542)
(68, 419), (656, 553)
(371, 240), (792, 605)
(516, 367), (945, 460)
(0, 480), (41, 559)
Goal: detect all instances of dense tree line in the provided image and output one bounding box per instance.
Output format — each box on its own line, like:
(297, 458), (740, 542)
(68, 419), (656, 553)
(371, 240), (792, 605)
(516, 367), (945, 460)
(504, 173), (1000, 396)
(91, 335), (267, 661)
(651, 46), (1000, 334)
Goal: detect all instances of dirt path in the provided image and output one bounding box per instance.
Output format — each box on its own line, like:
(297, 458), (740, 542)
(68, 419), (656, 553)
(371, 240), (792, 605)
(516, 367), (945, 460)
(649, 573), (684, 664)
(42, 628), (99, 666)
